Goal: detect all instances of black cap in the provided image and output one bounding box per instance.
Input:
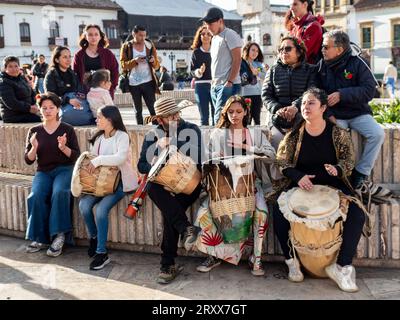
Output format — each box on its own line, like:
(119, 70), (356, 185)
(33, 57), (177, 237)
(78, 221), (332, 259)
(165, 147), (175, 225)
(200, 7), (224, 23)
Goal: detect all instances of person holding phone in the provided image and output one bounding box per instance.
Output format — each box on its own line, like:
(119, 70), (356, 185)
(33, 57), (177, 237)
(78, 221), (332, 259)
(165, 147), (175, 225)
(120, 25), (160, 125)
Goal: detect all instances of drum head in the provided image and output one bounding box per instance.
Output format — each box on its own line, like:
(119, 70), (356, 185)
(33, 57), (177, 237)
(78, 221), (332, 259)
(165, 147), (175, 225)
(288, 185), (340, 218)
(148, 148), (169, 181)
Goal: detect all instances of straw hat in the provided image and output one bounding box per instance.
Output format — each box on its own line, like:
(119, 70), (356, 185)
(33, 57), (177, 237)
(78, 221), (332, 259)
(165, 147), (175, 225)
(144, 97), (193, 124)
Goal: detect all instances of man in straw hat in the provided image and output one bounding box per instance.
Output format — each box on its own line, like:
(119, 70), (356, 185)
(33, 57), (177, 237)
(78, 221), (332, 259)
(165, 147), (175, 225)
(137, 97), (203, 284)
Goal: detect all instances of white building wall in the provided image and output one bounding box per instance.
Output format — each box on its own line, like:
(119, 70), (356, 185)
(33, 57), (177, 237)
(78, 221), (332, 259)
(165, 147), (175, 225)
(0, 4), (119, 65)
(348, 6), (400, 74)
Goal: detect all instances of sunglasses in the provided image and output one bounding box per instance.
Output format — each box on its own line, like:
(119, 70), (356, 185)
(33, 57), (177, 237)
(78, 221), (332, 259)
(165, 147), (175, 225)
(321, 44), (338, 50)
(278, 46), (294, 53)
(201, 32), (212, 37)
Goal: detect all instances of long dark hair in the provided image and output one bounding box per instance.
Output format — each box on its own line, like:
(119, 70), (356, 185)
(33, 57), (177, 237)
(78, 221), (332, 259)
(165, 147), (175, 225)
(50, 46), (70, 69)
(284, 0), (315, 31)
(242, 42), (264, 63)
(79, 24), (109, 49)
(216, 95), (250, 128)
(89, 105), (128, 145)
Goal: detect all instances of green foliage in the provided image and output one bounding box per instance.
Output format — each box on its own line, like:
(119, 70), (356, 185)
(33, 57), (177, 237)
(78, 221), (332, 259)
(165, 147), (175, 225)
(370, 99), (400, 124)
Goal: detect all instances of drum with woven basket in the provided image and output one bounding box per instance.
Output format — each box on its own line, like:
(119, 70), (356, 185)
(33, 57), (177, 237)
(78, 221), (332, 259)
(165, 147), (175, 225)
(148, 145), (201, 195)
(207, 156), (255, 244)
(278, 185), (350, 278)
(74, 152), (121, 197)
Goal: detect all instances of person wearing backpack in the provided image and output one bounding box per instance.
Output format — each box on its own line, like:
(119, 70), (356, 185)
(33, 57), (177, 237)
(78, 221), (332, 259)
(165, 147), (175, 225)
(120, 25), (160, 125)
(285, 0), (325, 64)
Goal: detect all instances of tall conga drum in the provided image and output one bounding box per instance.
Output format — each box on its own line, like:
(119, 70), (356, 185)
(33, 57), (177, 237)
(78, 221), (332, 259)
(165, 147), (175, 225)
(207, 156), (255, 244)
(277, 185), (349, 278)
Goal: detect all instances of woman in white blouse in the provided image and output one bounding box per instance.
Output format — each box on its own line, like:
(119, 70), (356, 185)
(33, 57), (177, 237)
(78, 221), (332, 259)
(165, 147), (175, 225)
(78, 105), (138, 270)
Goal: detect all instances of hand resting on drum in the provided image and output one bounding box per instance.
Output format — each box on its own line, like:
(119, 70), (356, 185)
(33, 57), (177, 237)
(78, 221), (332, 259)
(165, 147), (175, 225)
(86, 160), (96, 174)
(298, 174), (315, 191)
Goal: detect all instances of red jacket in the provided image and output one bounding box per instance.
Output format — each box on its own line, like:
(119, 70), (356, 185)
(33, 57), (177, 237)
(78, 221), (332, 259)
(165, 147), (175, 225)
(72, 46), (119, 98)
(291, 13), (324, 64)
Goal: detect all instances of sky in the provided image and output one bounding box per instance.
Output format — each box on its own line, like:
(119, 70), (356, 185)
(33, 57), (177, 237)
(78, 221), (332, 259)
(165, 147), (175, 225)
(206, 0), (288, 11)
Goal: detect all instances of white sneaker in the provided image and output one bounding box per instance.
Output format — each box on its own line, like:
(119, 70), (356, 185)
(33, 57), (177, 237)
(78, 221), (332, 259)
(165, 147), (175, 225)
(285, 258), (304, 282)
(325, 263), (359, 293)
(46, 233), (65, 257)
(26, 241), (48, 253)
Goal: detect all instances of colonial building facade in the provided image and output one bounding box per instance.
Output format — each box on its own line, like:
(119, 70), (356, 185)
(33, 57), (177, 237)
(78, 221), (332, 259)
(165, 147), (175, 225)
(0, 0), (121, 65)
(237, 0), (288, 67)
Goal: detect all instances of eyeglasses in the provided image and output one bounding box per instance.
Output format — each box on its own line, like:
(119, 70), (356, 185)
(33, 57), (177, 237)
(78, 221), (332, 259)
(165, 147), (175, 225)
(278, 46), (294, 53)
(321, 44), (338, 50)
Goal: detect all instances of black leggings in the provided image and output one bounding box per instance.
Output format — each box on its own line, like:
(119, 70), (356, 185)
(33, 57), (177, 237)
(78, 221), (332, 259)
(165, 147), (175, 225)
(243, 95), (262, 125)
(273, 201), (365, 266)
(129, 81), (156, 125)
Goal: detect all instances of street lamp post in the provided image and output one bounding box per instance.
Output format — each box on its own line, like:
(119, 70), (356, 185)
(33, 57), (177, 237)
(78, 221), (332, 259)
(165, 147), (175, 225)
(168, 51), (175, 74)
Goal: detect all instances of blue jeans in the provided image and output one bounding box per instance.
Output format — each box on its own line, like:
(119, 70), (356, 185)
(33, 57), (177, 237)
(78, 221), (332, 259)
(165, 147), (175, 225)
(26, 165), (74, 244)
(211, 84), (241, 124)
(60, 92), (95, 126)
(386, 77), (395, 96)
(195, 82), (214, 126)
(35, 78), (45, 94)
(79, 183), (125, 254)
(336, 114), (385, 176)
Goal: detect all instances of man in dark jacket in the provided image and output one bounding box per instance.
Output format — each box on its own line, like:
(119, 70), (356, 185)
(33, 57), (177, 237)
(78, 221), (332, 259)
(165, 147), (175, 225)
(137, 97), (202, 285)
(0, 56), (40, 123)
(318, 30), (384, 188)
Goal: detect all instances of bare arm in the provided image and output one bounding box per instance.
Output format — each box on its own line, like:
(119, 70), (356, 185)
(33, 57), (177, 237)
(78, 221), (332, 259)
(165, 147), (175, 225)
(226, 47), (241, 85)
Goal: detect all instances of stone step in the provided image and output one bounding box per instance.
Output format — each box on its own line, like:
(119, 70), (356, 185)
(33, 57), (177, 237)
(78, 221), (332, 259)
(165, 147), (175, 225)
(1, 172), (399, 266)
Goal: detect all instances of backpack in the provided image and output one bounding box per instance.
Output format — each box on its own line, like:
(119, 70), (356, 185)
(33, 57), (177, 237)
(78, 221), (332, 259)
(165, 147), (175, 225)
(240, 59), (257, 86)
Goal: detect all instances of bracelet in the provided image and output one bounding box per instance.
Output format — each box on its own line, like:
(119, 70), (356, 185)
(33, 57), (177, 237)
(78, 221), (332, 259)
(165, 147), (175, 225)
(60, 146), (66, 152)
(227, 80), (233, 85)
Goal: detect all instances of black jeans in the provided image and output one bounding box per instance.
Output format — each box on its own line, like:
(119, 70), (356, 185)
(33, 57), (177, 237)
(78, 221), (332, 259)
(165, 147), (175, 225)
(272, 200), (365, 266)
(129, 80), (156, 125)
(147, 182), (202, 267)
(244, 95), (262, 125)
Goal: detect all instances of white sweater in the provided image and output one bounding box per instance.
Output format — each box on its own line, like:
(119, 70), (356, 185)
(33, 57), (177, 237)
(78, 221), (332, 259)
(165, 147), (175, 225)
(91, 130), (138, 192)
(87, 87), (114, 117)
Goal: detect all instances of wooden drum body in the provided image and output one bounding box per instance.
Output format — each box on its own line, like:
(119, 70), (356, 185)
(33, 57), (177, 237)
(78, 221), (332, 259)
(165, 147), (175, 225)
(278, 185), (349, 278)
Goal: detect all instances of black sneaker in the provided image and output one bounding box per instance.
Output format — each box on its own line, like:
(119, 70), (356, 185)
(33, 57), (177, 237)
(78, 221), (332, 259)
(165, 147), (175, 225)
(196, 256), (221, 272)
(351, 169), (367, 189)
(90, 253), (110, 270)
(88, 237), (97, 258)
(157, 264), (184, 284)
(182, 225), (201, 251)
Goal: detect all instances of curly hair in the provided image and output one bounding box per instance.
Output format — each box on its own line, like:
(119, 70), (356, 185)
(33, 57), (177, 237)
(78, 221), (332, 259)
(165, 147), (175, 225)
(216, 95), (250, 128)
(78, 24), (109, 49)
(191, 25), (211, 50)
(242, 42), (264, 63)
(280, 36), (307, 62)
